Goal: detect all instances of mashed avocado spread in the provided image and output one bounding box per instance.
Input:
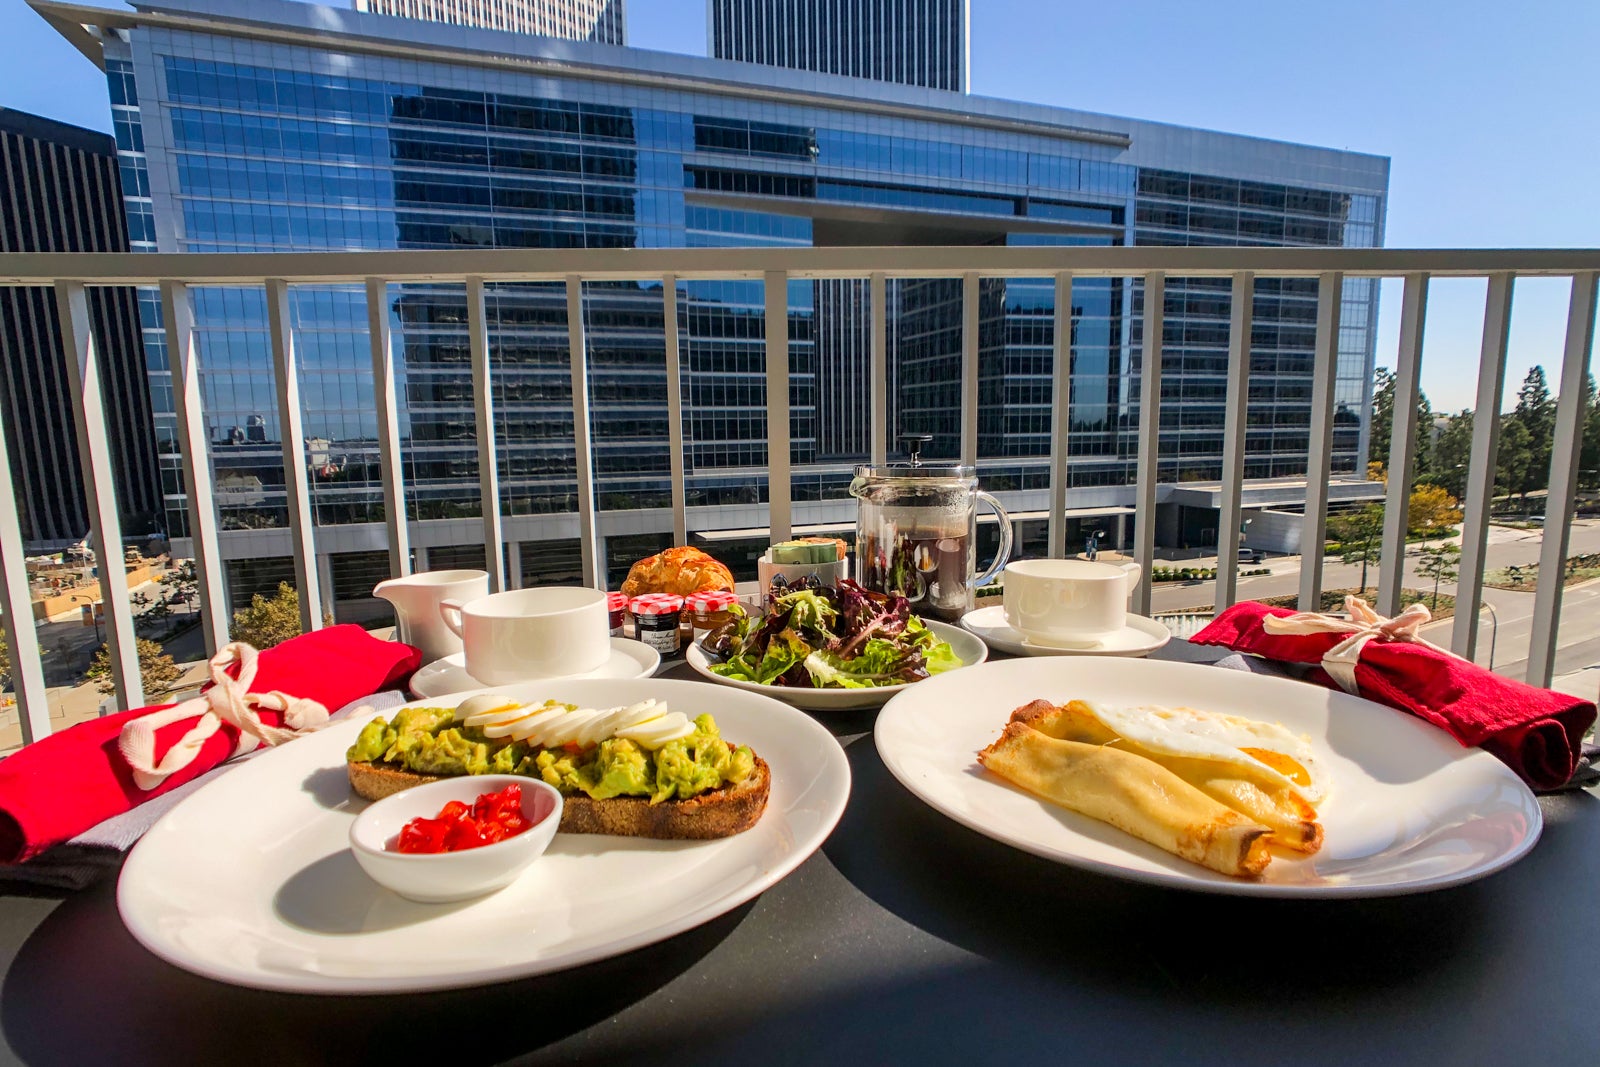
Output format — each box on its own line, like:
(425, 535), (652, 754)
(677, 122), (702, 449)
(346, 707), (755, 804)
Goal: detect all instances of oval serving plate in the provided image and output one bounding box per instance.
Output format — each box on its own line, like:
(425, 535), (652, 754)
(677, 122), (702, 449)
(684, 618), (988, 711)
(875, 656), (1541, 898)
(118, 677), (850, 993)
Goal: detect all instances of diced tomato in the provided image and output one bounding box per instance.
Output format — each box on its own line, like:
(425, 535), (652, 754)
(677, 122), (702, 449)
(391, 783), (534, 854)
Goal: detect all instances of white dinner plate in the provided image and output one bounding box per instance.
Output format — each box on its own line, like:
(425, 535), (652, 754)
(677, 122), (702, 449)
(874, 656), (1542, 898)
(960, 606), (1171, 658)
(408, 637), (660, 698)
(117, 677), (850, 993)
(684, 619), (988, 711)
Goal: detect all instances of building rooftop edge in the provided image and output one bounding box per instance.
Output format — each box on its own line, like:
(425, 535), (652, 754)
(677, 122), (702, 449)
(0, 106), (117, 155)
(29, 0), (1390, 191)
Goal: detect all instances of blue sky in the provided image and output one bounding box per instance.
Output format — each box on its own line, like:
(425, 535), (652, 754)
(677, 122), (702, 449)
(5, 0), (1597, 412)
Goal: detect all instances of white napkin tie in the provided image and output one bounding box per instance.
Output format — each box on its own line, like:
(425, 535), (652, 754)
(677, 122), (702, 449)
(117, 643), (330, 791)
(1260, 595), (1458, 696)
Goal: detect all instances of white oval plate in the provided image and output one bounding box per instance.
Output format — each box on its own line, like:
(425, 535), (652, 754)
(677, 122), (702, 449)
(117, 677), (850, 993)
(409, 637), (660, 699)
(875, 656), (1541, 898)
(684, 619), (988, 711)
(960, 606), (1171, 658)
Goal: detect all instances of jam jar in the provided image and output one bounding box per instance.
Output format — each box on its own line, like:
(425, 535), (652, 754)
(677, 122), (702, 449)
(628, 593), (684, 655)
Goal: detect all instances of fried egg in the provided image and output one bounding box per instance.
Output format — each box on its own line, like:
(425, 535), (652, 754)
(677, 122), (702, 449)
(1084, 701), (1326, 803)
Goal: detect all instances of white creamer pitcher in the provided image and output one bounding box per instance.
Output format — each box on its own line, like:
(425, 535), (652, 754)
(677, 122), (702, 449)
(373, 569), (489, 663)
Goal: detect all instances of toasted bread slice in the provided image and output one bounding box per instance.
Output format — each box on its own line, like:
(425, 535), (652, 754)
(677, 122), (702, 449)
(346, 756), (771, 840)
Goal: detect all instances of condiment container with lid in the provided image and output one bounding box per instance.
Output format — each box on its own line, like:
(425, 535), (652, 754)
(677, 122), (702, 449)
(628, 594), (684, 655)
(684, 590), (740, 642)
(605, 591), (629, 638)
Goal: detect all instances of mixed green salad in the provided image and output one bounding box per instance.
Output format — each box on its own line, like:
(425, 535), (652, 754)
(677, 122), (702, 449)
(703, 579), (963, 690)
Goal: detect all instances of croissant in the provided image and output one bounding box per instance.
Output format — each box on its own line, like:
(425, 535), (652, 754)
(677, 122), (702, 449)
(620, 547), (735, 599)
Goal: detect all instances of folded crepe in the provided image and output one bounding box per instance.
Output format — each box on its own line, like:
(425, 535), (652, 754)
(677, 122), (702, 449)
(979, 722), (1274, 878)
(1010, 699), (1323, 853)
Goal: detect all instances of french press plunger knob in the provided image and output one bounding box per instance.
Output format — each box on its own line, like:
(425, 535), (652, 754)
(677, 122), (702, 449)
(899, 432), (933, 468)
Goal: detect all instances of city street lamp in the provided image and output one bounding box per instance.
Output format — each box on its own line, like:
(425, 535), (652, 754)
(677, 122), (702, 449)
(67, 594), (102, 646)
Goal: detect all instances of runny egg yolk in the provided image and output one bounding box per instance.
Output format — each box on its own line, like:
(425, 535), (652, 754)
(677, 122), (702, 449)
(1240, 746), (1312, 788)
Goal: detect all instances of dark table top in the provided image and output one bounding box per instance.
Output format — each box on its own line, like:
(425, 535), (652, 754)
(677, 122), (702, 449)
(0, 641), (1593, 1066)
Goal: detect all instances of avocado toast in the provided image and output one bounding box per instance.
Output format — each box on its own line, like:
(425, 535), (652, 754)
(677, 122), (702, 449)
(345, 695), (770, 840)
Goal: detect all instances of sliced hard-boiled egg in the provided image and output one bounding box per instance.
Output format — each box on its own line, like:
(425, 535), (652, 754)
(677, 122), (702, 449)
(457, 692), (527, 725)
(576, 700), (665, 747)
(616, 711), (695, 750)
(499, 705), (572, 743)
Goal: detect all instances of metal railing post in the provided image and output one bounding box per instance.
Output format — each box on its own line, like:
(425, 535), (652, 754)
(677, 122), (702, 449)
(661, 274), (688, 548)
(364, 278), (410, 580)
(1047, 272), (1073, 559)
(466, 277), (505, 593)
(1215, 271), (1254, 609)
(264, 278), (322, 633)
(1526, 271), (1597, 685)
(764, 271), (791, 543)
(54, 281), (144, 708)
(870, 271), (888, 467)
(961, 271), (979, 467)
(159, 279), (229, 654)
(1298, 272), (1344, 610)
(566, 276), (601, 588)
(1453, 273), (1514, 658)
(0, 399), (49, 740)
(1377, 274), (1429, 617)
(1132, 272), (1165, 615)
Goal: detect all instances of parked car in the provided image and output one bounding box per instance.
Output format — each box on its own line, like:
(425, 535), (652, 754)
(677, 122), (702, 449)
(1237, 548), (1262, 564)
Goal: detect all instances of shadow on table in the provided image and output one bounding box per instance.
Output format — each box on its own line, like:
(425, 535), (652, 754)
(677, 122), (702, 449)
(823, 731), (1599, 1008)
(0, 876), (753, 1067)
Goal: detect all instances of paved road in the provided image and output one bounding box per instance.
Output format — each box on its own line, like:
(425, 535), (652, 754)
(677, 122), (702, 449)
(1147, 521), (1600, 687)
(33, 578), (203, 686)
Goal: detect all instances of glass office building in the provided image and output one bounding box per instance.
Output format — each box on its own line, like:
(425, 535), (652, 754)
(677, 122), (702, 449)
(40, 0), (1387, 616)
(710, 0), (968, 91)
(353, 0), (626, 44)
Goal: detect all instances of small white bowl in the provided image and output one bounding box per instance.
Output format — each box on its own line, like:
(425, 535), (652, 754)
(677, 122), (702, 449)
(349, 775), (563, 903)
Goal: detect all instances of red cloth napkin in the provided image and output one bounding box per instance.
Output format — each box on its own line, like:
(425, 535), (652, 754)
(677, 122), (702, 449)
(1192, 601), (1596, 790)
(0, 625), (420, 864)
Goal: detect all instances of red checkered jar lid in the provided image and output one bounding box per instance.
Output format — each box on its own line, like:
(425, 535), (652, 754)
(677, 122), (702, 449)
(683, 590), (739, 612)
(628, 593), (684, 615)
(605, 591), (630, 611)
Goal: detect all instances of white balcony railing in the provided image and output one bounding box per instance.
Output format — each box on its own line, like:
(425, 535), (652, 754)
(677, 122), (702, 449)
(0, 246), (1595, 743)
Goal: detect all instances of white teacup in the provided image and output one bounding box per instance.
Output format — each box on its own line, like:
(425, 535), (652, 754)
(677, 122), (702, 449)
(438, 587), (609, 685)
(1003, 558), (1142, 648)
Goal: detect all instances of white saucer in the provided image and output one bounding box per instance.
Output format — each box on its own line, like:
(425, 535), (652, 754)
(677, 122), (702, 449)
(959, 605), (1171, 658)
(408, 638), (661, 698)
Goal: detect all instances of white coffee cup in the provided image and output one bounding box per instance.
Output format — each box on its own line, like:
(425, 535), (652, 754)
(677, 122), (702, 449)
(438, 587), (609, 685)
(1002, 558), (1143, 648)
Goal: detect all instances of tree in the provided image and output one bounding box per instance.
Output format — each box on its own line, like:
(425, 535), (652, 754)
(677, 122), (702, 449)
(230, 582), (307, 650)
(1496, 417), (1534, 505)
(86, 637), (183, 697)
(1513, 365), (1556, 493)
(1407, 485), (1463, 536)
(1416, 543), (1460, 611)
(1370, 367), (1396, 469)
(1581, 374), (1600, 492)
(1369, 367), (1434, 481)
(160, 560), (199, 616)
(1424, 410), (1473, 498)
(1328, 503), (1384, 595)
